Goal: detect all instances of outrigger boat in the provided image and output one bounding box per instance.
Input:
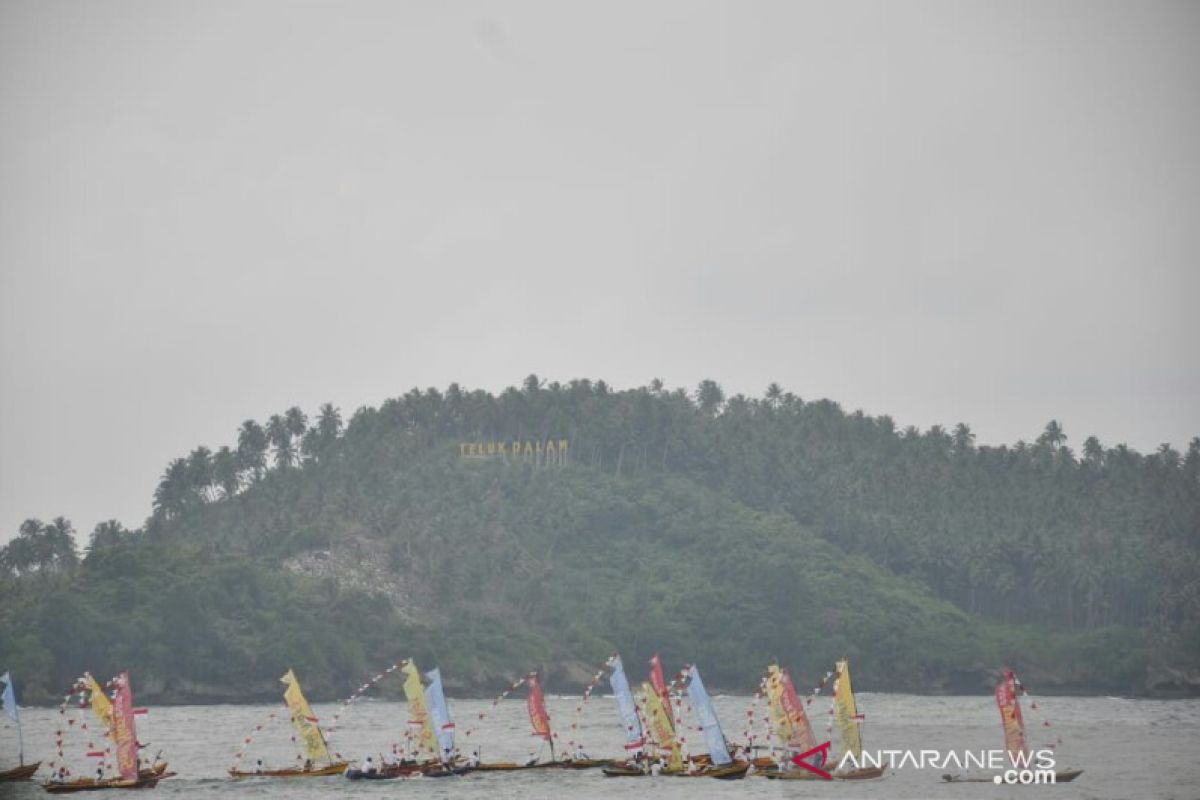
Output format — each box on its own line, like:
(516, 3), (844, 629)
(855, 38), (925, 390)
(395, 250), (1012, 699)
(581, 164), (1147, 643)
(229, 669), (349, 778)
(43, 672), (175, 793)
(345, 660), (470, 780)
(942, 669), (1083, 784)
(603, 663), (749, 779)
(767, 659), (882, 780)
(2, 671), (41, 782)
(760, 663), (822, 780)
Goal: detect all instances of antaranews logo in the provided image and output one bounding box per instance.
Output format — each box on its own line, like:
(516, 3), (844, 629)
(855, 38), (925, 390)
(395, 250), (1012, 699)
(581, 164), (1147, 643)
(790, 746), (1057, 782)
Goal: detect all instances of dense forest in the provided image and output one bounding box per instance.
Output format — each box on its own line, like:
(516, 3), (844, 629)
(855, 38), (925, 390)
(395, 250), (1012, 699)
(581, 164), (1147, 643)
(2, 376), (1197, 703)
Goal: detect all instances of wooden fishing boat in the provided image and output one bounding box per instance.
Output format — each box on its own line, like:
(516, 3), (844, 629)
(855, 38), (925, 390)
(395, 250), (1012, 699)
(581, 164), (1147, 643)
(1, 673), (37, 782)
(602, 763), (647, 777)
(835, 765), (886, 779)
(1, 762), (41, 781)
(43, 773), (173, 793)
(560, 758), (613, 769)
(704, 761), (751, 779)
(942, 769), (1083, 784)
(942, 671), (1083, 785)
(471, 761), (524, 771)
(229, 761), (349, 778)
(229, 669), (343, 780)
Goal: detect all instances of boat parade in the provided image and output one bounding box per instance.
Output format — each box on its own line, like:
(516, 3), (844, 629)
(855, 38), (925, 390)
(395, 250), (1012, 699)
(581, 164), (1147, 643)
(0, 658), (1081, 790)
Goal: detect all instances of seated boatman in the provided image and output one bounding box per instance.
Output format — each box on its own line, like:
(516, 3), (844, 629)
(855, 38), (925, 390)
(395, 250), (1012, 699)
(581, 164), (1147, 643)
(359, 755), (377, 775)
(573, 745), (589, 761)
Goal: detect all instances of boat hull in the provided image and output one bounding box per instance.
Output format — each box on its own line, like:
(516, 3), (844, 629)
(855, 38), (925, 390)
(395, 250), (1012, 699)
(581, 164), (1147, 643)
(230, 761), (349, 778)
(43, 775), (168, 793)
(1, 762), (41, 782)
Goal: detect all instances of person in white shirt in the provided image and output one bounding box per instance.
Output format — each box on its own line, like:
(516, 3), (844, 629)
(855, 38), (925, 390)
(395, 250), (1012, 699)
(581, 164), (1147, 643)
(359, 756), (376, 775)
(573, 745), (589, 761)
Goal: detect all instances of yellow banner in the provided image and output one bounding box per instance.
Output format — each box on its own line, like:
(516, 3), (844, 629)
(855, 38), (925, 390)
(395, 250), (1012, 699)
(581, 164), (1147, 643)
(641, 681), (682, 770)
(84, 674), (113, 734)
(765, 666), (792, 744)
(280, 669), (330, 764)
(401, 660), (436, 757)
(833, 659), (863, 760)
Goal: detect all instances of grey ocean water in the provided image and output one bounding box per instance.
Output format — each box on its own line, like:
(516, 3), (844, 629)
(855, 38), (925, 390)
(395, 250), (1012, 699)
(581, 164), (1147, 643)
(3, 694), (1198, 799)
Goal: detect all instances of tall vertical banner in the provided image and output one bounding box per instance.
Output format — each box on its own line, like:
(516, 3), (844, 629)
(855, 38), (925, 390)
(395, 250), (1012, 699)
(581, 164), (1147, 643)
(424, 668), (455, 761)
(648, 653), (673, 731)
(280, 669), (330, 764)
(401, 660), (437, 756)
(766, 665), (793, 743)
(110, 672), (139, 781)
(833, 660), (863, 761)
(84, 673), (114, 734)
(685, 665), (731, 766)
(781, 668), (818, 753)
(606, 656), (644, 751)
(995, 670), (1028, 765)
(641, 681), (682, 769)
(526, 674), (552, 741)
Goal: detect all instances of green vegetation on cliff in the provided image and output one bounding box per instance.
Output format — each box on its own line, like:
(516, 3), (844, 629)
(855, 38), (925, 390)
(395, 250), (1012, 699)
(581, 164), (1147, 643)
(2, 377), (1196, 702)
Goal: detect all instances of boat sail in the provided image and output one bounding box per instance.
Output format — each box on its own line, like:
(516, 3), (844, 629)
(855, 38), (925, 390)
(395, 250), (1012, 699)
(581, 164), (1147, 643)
(423, 668), (455, 764)
(526, 672), (556, 762)
(45, 672), (174, 793)
(830, 659), (883, 780)
(648, 654), (673, 732)
(640, 680), (682, 770)
(1, 672), (40, 782)
(760, 664), (820, 773)
(229, 669), (347, 778)
(682, 665), (749, 778)
(400, 660), (437, 761)
(606, 655), (645, 758)
(944, 669), (1083, 783)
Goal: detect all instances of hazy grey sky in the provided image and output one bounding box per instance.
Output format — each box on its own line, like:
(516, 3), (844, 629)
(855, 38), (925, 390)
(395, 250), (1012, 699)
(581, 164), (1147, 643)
(2, 0), (1197, 544)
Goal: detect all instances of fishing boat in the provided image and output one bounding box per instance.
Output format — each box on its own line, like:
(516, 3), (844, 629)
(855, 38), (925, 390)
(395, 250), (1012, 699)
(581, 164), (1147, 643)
(1, 672), (41, 782)
(942, 670), (1083, 784)
(828, 659), (884, 780)
(229, 669), (349, 779)
(42, 672), (175, 793)
(605, 663), (749, 779)
(760, 663), (823, 780)
(344, 659), (470, 780)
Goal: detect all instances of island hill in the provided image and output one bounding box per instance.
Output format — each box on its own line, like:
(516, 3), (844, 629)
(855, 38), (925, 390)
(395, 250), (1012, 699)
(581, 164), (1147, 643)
(2, 376), (1197, 704)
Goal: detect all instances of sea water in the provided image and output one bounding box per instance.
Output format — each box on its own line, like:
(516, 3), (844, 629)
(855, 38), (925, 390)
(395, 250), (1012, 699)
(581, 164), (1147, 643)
(2, 693), (1197, 798)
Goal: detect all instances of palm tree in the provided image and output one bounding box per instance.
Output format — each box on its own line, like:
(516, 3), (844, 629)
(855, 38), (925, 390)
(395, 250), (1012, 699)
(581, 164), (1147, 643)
(187, 446), (215, 502)
(764, 382), (783, 408)
(212, 446), (240, 497)
(89, 520), (129, 552)
(285, 407), (308, 442)
(154, 458), (190, 518)
(1038, 420), (1066, 449)
(695, 379), (725, 416)
(266, 414), (295, 468)
(1082, 436), (1104, 466)
(237, 419), (269, 480)
(952, 422), (975, 454)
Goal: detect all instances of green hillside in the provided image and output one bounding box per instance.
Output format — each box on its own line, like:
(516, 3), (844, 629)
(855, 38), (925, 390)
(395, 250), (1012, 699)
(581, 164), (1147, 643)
(2, 377), (1196, 703)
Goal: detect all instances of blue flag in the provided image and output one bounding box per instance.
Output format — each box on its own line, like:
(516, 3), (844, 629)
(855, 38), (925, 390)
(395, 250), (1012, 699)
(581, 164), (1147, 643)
(0, 672), (18, 723)
(685, 665), (731, 766)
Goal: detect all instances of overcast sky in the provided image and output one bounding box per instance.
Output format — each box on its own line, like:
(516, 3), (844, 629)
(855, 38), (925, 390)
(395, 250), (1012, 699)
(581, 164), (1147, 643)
(1, 0), (1197, 544)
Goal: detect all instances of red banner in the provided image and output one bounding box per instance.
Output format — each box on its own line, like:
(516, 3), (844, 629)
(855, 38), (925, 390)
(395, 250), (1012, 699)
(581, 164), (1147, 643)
(110, 672), (139, 781)
(526, 674), (552, 741)
(781, 668), (817, 752)
(995, 669), (1027, 764)
(649, 654), (672, 728)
